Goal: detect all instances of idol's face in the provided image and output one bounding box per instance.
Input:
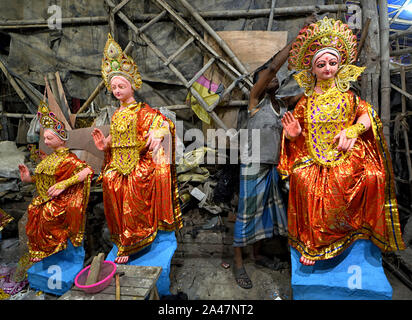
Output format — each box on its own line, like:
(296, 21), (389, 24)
(312, 53), (339, 81)
(43, 129), (65, 150)
(110, 76), (133, 102)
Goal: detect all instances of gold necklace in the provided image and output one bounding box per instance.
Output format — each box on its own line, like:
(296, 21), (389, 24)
(316, 78), (335, 93)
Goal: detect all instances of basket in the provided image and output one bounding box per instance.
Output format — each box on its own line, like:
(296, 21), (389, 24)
(74, 261), (117, 294)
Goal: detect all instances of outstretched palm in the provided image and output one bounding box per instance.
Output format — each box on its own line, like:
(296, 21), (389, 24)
(92, 128), (107, 151)
(281, 111), (301, 138)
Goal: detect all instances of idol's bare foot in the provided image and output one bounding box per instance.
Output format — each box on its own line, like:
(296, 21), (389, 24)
(29, 257), (42, 263)
(115, 256), (129, 264)
(299, 256), (315, 266)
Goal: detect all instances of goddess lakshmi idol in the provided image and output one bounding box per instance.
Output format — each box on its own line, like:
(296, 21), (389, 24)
(91, 34), (183, 264)
(18, 102), (94, 263)
(279, 17), (405, 266)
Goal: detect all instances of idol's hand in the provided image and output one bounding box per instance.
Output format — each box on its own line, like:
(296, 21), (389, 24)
(281, 111), (302, 139)
(333, 129), (357, 152)
(92, 128), (108, 151)
(144, 131), (163, 155)
(18, 164), (32, 183)
(47, 184), (64, 198)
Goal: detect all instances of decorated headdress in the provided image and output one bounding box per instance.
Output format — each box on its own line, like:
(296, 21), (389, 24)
(37, 100), (68, 141)
(101, 33), (142, 91)
(288, 17), (365, 95)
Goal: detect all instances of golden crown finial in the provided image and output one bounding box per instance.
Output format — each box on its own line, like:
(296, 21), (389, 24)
(101, 33), (142, 91)
(37, 101), (68, 140)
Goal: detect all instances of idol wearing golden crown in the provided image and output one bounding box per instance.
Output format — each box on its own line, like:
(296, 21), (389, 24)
(18, 102), (93, 262)
(279, 17), (405, 266)
(91, 34), (182, 264)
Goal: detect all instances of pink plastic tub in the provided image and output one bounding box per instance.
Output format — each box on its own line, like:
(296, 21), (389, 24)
(74, 260), (117, 294)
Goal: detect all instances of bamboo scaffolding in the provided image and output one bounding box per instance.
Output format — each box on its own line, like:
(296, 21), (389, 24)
(0, 4), (348, 29)
(176, 0), (250, 79)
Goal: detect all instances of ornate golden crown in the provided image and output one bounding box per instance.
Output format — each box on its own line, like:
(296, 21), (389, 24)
(289, 17), (365, 96)
(101, 33), (142, 91)
(288, 16), (358, 71)
(37, 100), (68, 140)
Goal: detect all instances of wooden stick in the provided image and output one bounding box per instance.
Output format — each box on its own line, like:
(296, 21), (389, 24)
(85, 253), (105, 286)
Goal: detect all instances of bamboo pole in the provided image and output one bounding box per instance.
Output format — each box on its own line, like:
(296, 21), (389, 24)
(400, 66), (412, 198)
(378, 0), (392, 146)
(359, 0), (380, 111)
(389, 28), (412, 40)
(391, 47), (412, 56)
(267, 0), (277, 31)
(391, 83), (412, 100)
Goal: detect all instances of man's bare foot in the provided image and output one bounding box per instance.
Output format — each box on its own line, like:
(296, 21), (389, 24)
(299, 256), (315, 266)
(115, 256), (129, 264)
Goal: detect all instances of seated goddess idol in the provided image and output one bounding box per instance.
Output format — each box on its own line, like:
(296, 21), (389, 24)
(19, 102), (93, 262)
(279, 17), (405, 266)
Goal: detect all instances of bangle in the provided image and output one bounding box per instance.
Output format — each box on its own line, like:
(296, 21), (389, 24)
(345, 123), (366, 139)
(152, 126), (169, 140)
(54, 174), (80, 190)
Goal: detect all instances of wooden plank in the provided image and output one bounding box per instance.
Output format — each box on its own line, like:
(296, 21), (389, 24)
(213, 31), (288, 73)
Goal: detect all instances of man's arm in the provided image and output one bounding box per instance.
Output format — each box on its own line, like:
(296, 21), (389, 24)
(249, 14), (317, 111)
(249, 41), (293, 111)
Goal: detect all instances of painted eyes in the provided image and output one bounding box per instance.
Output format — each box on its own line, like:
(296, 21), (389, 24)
(316, 61), (338, 69)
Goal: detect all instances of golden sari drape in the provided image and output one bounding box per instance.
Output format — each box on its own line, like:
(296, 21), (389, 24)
(278, 89), (405, 260)
(26, 148), (93, 260)
(101, 102), (183, 257)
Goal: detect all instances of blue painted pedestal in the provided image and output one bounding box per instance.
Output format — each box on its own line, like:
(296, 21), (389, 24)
(291, 239), (392, 300)
(106, 230), (177, 297)
(27, 240), (85, 296)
